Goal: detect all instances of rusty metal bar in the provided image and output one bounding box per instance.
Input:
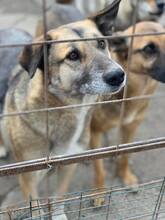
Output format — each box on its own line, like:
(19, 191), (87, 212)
(0, 31), (165, 48)
(0, 136), (165, 177)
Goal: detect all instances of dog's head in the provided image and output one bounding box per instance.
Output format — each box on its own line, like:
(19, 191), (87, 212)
(131, 0), (164, 21)
(19, 0), (125, 96)
(109, 21), (165, 83)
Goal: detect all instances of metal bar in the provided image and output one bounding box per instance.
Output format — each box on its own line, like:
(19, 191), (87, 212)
(116, 0), (138, 152)
(29, 196), (33, 219)
(0, 137), (165, 176)
(42, 0), (51, 199)
(106, 190), (111, 220)
(47, 198), (52, 220)
(152, 178), (165, 220)
(0, 92), (164, 118)
(37, 199), (42, 220)
(42, 0), (49, 141)
(78, 192), (83, 220)
(7, 211), (12, 220)
(0, 31), (165, 48)
(42, 0), (49, 149)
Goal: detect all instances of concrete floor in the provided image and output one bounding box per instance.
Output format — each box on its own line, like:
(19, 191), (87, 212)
(0, 0), (165, 219)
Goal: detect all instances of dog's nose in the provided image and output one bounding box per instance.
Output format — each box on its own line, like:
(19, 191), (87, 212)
(156, 0), (164, 13)
(103, 69), (125, 87)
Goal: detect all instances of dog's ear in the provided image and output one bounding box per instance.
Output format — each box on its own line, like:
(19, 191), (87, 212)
(109, 32), (129, 59)
(19, 35), (51, 78)
(89, 0), (121, 35)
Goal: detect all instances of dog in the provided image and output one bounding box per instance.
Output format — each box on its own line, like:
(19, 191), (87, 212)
(1, 0), (126, 218)
(0, 28), (32, 158)
(115, 0), (165, 30)
(56, 0), (164, 30)
(90, 21), (165, 205)
(35, 2), (85, 36)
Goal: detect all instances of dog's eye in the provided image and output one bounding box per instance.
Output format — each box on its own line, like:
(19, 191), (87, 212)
(98, 40), (106, 50)
(142, 43), (158, 55)
(66, 49), (80, 61)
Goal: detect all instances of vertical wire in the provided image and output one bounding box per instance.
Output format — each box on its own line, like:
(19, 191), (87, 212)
(78, 192), (83, 220)
(152, 178), (165, 220)
(106, 190), (112, 220)
(42, 0), (49, 156)
(115, 0), (139, 157)
(7, 211), (12, 220)
(42, 0), (52, 198)
(48, 198), (52, 220)
(37, 199), (42, 220)
(29, 195), (33, 219)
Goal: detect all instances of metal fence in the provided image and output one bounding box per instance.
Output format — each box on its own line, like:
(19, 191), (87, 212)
(0, 0), (165, 219)
(1, 178), (165, 219)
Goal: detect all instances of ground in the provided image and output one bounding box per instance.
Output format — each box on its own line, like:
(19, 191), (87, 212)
(0, 0), (165, 219)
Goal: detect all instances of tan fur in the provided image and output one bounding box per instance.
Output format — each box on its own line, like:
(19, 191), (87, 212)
(90, 22), (165, 205)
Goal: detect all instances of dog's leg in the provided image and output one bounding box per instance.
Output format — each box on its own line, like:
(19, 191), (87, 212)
(0, 132), (8, 158)
(117, 119), (143, 186)
(57, 164), (78, 195)
(19, 171), (47, 218)
(90, 129), (105, 206)
(48, 164), (78, 220)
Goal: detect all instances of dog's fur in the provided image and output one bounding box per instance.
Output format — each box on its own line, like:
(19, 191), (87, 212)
(57, 0), (164, 30)
(36, 3), (84, 36)
(0, 28), (32, 158)
(90, 21), (165, 204)
(2, 0), (126, 218)
(115, 0), (165, 30)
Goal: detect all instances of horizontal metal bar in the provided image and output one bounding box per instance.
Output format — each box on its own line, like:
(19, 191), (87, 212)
(0, 31), (165, 48)
(0, 92), (164, 118)
(0, 137), (165, 177)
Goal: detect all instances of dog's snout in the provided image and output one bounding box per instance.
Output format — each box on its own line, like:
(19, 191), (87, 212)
(103, 69), (125, 87)
(156, 0), (164, 13)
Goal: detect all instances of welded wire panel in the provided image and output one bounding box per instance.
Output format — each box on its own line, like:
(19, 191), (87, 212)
(1, 179), (165, 220)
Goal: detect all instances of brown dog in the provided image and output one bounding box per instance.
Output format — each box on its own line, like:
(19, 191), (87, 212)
(2, 0), (126, 219)
(90, 21), (165, 204)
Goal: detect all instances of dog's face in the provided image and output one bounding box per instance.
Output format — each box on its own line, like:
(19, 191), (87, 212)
(109, 22), (165, 83)
(132, 0), (164, 20)
(20, 0), (126, 96)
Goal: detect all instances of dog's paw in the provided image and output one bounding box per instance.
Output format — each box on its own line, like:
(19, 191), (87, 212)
(122, 169), (139, 192)
(123, 170), (138, 186)
(0, 145), (8, 158)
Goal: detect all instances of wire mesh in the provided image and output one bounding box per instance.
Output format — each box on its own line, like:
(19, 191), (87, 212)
(1, 179), (165, 219)
(0, 0), (165, 219)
